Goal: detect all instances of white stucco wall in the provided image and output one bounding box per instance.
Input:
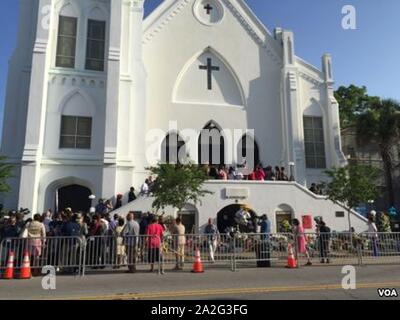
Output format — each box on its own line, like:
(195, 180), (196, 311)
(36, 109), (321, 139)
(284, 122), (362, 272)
(112, 181), (368, 233)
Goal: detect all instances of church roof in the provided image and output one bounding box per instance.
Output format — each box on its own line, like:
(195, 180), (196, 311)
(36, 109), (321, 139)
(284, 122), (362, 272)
(143, 0), (282, 64)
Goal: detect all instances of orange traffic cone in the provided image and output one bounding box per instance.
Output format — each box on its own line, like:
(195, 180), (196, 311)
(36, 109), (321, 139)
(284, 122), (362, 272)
(285, 243), (297, 269)
(19, 251), (31, 280)
(191, 249), (204, 273)
(2, 251), (15, 280)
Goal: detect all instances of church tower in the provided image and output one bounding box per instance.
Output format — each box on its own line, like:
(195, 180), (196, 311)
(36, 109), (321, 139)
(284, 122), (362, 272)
(1, 0), (147, 213)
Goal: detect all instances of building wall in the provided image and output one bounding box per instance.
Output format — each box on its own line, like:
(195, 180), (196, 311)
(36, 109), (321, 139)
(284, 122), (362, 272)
(112, 180), (368, 233)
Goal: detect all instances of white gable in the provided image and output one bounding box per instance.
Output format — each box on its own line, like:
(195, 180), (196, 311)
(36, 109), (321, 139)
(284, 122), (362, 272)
(174, 47), (244, 107)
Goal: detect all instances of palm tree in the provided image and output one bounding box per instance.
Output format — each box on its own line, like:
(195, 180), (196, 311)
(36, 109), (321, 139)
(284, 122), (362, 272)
(356, 99), (400, 206)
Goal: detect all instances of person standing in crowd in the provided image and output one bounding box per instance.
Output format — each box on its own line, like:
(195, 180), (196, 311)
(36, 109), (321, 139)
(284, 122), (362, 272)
(292, 218), (312, 266)
(1, 213), (20, 239)
(95, 199), (106, 214)
(122, 213), (140, 273)
(89, 214), (107, 268)
(209, 166), (219, 179)
(274, 166), (281, 180)
(254, 165), (266, 181)
(115, 194), (123, 210)
(367, 215), (379, 257)
(109, 214), (119, 232)
(158, 215), (167, 232)
(114, 217), (126, 269)
(42, 210), (52, 234)
(204, 218), (219, 263)
(228, 167), (236, 180)
(171, 217), (186, 270)
(146, 215), (165, 273)
(61, 214), (83, 273)
(218, 165), (228, 180)
(377, 211), (392, 233)
(140, 179), (150, 196)
(317, 220), (331, 263)
(104, 200), (113, 214)
(139, 213), (149, 262)
(62, 214), (82, 237)
(264, 166), (276, 181)
(128, 187), (137, 203)
(280, 167), (289, 181)
(25, 214), (46, 276)
(309, 183), (321, 195)
(148, 176), (155, 194)
(258, 214), (271, 241)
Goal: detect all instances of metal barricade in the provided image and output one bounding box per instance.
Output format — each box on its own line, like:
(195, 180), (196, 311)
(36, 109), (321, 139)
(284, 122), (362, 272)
(161, 234), (234, 270)
(233, 233), (291, 269)
(81, 235), (161, 276)
(300, 232), (360, 266)
(0, 236), (84, 276)
(358, 232), (400, 265)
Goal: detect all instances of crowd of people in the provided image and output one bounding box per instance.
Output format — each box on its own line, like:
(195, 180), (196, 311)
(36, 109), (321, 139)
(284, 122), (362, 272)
(0, 204), (398, 275)
(202, 163), (292, 181)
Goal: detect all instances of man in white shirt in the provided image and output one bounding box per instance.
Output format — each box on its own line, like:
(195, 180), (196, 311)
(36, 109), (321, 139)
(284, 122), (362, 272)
(140, 179), (149, 196)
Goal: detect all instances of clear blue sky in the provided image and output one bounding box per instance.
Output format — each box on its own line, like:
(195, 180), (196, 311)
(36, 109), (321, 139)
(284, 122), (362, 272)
(1, 0), (400, 134)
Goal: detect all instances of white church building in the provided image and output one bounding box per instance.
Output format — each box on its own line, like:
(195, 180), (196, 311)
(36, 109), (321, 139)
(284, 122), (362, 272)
(1, 0), (367, 232)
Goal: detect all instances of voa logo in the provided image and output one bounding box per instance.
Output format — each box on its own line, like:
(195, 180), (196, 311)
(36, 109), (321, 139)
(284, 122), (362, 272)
(377, 288), (398, 298)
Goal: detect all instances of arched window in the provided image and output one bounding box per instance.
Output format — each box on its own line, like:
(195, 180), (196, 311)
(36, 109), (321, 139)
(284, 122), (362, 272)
(198, 121), (225, 165)
(237, 134), (260, 169)
(161, 133), (186, 164)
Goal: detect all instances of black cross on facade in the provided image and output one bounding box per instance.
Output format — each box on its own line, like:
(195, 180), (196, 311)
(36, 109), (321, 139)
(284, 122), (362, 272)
(204, 4), (213, 15)
(199, 58), (220, 90)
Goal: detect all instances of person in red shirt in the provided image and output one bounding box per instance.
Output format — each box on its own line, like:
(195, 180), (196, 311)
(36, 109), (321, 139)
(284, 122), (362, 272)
(146, 215), (164, 273)
(254, 165), (266, 181)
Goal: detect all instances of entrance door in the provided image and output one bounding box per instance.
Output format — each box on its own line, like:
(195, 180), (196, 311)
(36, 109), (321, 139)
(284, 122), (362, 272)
(178, 210), (196, 234)
(275, 211), (293, 233)
(57, 184), (91, 213)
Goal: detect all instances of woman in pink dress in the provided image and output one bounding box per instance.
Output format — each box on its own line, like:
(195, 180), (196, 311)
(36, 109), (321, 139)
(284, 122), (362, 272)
(292, 219), (312, 266)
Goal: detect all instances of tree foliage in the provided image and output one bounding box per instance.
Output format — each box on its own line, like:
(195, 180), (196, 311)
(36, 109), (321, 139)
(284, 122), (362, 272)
(0, 156), (13, 194)
(148, 163), (212, 212)
(323, 164), (380, 210)
(355, 98), (400, 206)
(334, 85), (379, 129)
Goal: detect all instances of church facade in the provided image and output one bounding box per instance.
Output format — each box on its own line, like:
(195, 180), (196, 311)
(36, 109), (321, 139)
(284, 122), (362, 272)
(1, 0), (347, 215)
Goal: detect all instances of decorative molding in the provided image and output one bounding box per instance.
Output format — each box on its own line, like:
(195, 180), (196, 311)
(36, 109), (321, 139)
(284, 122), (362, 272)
(143, 0), (191, 44)
(33, 39), (48, 54)
(221, 0), (282, 66)
(48, 70), (107, 89)
(108, 47), (121, 61)
(143, 0), (283, 66)
(288, 71), (297, 91)
(298, 71), (324, 86)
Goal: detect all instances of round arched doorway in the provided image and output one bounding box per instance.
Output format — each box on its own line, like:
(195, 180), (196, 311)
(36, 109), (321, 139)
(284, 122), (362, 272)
(57, 184), (92, 213)
(275, 204), (294, 233)
(216, 204), (258, 233)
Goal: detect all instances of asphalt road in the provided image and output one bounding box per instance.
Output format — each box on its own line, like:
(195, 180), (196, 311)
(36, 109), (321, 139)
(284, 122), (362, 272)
(1, 264), (399, 300)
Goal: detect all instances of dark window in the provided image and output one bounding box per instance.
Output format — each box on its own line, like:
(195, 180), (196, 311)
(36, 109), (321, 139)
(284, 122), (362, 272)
(56, 16), (77, 68)
(335, 211), (345, 218)
(161, 133), (186, 164)
(60, 116), (92, 149)
(85, 20), (106, 71)
(303, 116), (326, 169)
(198, 122), (225, 166)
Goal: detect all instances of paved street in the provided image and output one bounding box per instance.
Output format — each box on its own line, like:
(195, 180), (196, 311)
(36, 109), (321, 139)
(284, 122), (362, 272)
(0, 264), (399, 300)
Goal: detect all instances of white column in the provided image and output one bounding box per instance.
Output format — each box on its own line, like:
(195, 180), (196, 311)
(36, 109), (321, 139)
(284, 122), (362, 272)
(322, 54), (347, 168)
(280, 30), (306, 185)
(19, 0), (54, 212)
(102, 0), (124, 199)
(129, 0), (148, 185)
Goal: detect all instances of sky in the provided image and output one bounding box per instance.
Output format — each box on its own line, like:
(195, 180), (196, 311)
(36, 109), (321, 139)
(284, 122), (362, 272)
(1, 0), (400, 134)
